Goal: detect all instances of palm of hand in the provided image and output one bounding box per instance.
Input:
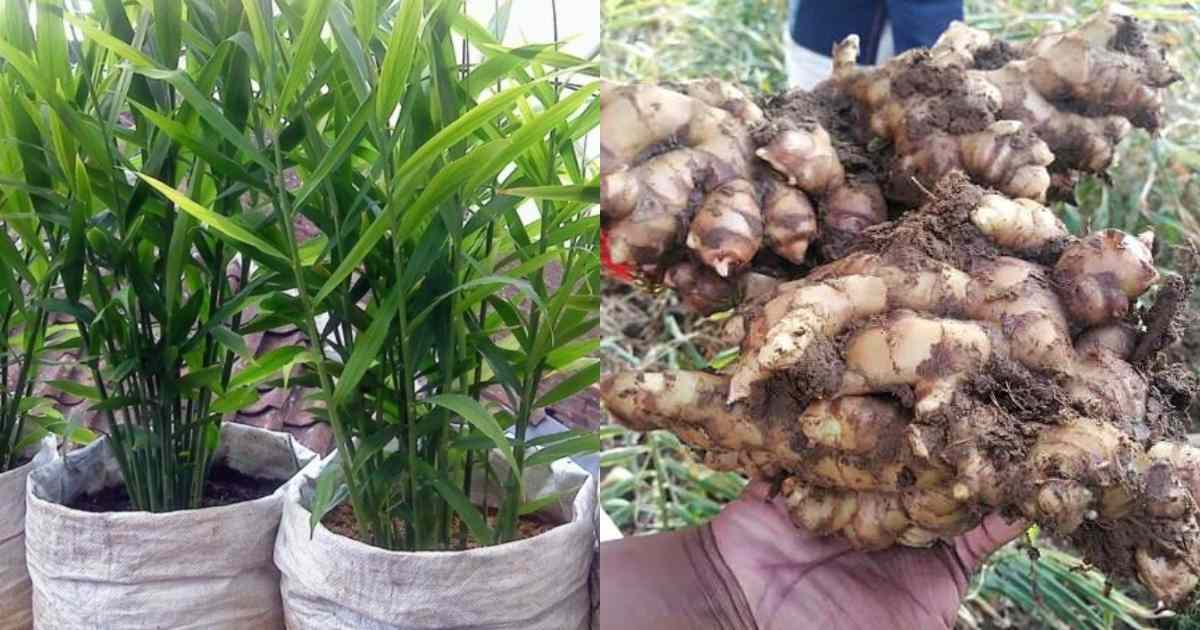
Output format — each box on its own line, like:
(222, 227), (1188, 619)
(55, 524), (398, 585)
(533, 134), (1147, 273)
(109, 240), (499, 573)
(711, 483), (1026, 630)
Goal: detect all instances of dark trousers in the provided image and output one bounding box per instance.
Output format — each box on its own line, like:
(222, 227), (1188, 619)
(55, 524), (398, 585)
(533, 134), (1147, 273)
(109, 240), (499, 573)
(790, 0), (964, 60)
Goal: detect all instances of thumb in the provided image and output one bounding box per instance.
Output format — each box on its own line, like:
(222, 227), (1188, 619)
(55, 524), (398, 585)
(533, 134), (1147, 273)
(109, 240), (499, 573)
(953, 513), (1029, 572)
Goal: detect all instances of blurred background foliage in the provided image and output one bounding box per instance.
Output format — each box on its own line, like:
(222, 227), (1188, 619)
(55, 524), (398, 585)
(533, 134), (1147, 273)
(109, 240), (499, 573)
(600, 0), (1200, 627)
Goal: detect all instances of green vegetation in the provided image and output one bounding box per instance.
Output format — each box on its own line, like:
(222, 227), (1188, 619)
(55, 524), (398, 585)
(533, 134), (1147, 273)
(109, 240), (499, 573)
(0, 170), (88, 473)
(1, 0), (600, 544)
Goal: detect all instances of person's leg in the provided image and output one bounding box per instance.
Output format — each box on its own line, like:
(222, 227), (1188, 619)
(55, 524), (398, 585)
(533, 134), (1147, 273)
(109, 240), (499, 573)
(785, 0), (889, 88)
(790, 0), (887, 61)
(884, 0), (964, 53)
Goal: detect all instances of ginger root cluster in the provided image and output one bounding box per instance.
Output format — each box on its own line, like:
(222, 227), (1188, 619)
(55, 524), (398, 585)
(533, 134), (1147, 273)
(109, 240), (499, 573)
(605, 175), (1200, 604)
(601, 7), (1200, 606)
(601, 6), (1180, 314)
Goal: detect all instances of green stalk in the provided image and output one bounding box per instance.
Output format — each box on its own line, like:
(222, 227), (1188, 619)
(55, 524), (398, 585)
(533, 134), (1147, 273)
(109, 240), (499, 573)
(0, 302), (14, 470)
(460, 221), (497, 547)
(73, 317), (142, 508)
(396, 259), (419, 550)
(267, 119), (368, 545)
(440, 208), (465, 548)
(82, 259), (146, 508)
(500, 359), (545, 542)
(254, 8), (372, 539)
(499, 130), (562, 539)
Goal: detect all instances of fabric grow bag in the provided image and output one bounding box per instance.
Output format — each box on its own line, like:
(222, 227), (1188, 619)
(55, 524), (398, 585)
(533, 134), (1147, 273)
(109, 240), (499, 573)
(0, 437), (55, 630)
(25, 423), (315, 630)
(275, 454), (597, 630)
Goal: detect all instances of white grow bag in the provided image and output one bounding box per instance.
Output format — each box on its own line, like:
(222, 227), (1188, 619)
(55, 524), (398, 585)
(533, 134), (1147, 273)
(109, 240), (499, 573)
(275, 454), (597, 630)
(0, 437), (55, 630)
(25, 423), (315, 630)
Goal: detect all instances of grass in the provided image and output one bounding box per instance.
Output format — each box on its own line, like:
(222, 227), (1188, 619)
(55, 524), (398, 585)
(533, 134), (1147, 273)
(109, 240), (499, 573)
(962, 541), (1172, 629)
(600, 424), (745, 533)
(603, 0), (788, 94)
(600, 0), (1200, 625)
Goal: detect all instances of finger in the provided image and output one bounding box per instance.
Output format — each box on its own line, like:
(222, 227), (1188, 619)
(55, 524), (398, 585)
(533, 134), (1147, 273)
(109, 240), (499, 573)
(953, 512), (1028, 572)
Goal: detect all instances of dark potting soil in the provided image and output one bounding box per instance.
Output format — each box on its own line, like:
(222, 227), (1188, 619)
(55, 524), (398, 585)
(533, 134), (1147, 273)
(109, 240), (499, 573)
(322, 502), (554, 550)
(67, 464), (283, 513)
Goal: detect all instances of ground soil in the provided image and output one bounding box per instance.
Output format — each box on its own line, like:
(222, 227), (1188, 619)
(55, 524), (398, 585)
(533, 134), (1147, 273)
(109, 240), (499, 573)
(67, 465), (282, 512)
(321, 502), (554, 550)
(890, 54), (996, 139)
(1131, 255), (1200, 441)
(1137, 270), (1192, 363)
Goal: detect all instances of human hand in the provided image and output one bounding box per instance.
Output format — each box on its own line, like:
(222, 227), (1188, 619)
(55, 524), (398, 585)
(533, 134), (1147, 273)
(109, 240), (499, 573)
(711, 482), (1027, 630)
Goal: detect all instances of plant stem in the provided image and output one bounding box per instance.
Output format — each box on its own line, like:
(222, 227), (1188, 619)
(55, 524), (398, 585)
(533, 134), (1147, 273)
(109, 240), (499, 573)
(261, 28), (368, 539)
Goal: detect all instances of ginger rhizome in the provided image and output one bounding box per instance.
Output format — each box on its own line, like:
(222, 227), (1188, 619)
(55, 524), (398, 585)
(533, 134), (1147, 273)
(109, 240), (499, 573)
(601, 8), (1195, 604)
(601, 81), (765, 283)
(830, 5), (1178, 205)
(600, 7), (1179, 314)
(602, 174), (1200, 605)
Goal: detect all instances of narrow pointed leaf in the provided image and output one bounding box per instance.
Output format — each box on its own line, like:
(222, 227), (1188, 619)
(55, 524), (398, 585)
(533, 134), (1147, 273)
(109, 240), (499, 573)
(535, 362), (599, 408)
(135, 68), (273, 169)
(136, 172), (288, 261)
(332, 282), (404, 407)
(211, 387), (260, 415)
(228, 345), (308, 391)
(418, 460), (493, 546)
(129, 102), (260, 185)
(152, 0), (182, 68)
(277, 0), (333, 116)
(47, 380), (102, 401)
(291, 93), (375, 210)
(376, 0), (423, 122)
(425, 393), (517, 474)
(309, 457), (350, 534)
(210, 325), (251, 360)
(501, 184), (598, 204)
(36, 0), (71, 93)
(62, 13), (158, 68)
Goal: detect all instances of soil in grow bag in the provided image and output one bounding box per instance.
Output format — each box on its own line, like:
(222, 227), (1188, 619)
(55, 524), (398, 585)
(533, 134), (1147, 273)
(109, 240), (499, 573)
(322, 503), (555, 549)
(67, 465), (284, 512)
